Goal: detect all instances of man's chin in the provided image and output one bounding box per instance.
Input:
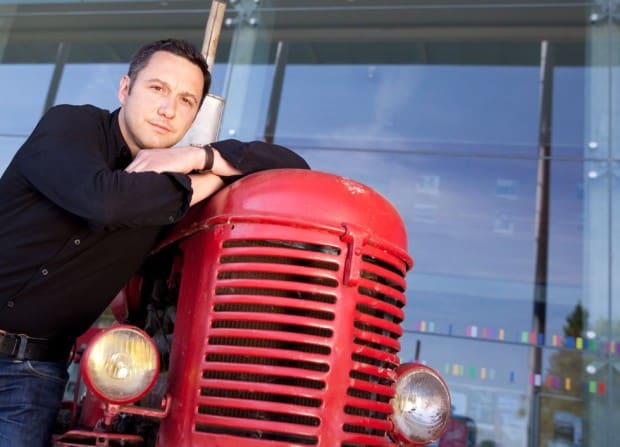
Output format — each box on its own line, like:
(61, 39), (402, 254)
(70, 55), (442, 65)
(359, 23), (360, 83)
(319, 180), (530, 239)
(141, 137), (179, 150)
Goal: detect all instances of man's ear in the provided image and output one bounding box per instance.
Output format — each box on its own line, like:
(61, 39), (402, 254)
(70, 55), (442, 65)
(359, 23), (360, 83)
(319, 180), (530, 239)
(118, 75), (131, 105)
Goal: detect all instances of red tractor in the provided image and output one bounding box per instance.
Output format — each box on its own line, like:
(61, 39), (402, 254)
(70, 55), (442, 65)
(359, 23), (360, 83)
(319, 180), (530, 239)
(53, 169), (451, 447)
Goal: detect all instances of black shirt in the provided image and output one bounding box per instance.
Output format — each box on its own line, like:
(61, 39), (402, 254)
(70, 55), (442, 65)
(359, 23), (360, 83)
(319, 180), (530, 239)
(0, 104), (309, 340)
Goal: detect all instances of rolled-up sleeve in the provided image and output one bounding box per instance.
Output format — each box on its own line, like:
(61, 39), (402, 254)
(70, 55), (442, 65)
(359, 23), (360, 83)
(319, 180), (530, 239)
(17, 106), (192, 229)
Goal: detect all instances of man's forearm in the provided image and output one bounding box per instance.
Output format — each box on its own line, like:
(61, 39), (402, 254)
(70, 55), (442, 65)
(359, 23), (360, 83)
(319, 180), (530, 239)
(188, 172), (225, 206)
(125, 145), (242, 178)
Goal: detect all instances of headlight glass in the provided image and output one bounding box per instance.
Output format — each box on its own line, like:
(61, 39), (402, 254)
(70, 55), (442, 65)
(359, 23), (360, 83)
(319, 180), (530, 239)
(390, 363), (451, 445)
(82, 326), (159, 405)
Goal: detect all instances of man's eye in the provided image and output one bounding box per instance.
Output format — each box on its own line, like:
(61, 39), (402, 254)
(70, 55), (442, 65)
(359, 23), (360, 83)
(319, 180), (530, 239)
(181, 97), (196, 107)
(150, 85), (163, 91)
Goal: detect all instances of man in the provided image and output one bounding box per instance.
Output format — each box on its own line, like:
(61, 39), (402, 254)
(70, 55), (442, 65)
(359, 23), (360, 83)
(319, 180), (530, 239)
(0, 38), (308, 447)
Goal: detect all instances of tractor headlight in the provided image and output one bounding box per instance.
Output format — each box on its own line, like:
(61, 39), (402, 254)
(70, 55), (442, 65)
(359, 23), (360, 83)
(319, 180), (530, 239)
(390, 363), (451, 445)
(81, 325), (159, 405)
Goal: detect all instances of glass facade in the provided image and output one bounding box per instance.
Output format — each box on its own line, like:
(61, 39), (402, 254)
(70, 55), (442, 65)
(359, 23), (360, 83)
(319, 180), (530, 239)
(0, 1), (618, 446)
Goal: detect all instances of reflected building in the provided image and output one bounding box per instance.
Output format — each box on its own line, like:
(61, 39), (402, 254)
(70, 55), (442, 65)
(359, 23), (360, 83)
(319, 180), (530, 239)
(0, 1), (618, 446)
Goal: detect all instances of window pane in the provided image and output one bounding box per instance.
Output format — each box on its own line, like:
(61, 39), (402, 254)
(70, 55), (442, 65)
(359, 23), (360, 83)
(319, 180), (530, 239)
(0, 1), (616, 446)
(0, 64), (53, 135)
(0, 135), (27, 174)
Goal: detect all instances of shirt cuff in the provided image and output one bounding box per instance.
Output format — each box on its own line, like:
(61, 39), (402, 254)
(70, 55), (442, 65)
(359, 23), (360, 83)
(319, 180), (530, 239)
(163, 172), (193, 220)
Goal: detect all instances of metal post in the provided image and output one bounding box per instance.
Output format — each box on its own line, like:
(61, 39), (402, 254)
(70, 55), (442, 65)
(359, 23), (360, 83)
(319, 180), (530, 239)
(263, 40), (289, 143)
(42, 41), (71, 114)
(529, 39), (553, 447)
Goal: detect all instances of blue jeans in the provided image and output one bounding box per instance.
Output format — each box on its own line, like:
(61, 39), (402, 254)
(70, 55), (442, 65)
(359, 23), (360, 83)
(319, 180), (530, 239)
(0, 357), (68, 447)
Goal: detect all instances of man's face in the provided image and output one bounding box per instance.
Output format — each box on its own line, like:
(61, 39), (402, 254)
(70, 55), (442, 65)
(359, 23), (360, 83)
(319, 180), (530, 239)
(118, 50), (204, 155)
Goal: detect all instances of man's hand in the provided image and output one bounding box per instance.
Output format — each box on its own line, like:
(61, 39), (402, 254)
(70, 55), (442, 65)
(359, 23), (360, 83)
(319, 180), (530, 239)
(125, 146), (203, 174)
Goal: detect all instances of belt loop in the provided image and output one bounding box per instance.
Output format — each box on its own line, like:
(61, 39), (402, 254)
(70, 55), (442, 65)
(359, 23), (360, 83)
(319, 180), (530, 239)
(14, 334), (28, 361)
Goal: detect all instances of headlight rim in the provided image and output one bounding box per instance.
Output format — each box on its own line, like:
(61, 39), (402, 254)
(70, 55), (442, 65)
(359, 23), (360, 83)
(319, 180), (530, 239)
(389, 362), (451, 446)
(81, 324), (160, 405)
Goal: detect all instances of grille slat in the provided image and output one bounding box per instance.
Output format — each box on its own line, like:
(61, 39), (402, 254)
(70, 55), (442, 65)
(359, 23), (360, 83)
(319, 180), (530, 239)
(353, 335), (399, 356)
(196, 423), (319, 445)
(197, 397), (322, 417)
(215, 282), (338, 301)
(349, 364), (396, 384)
(355, 327), (401, 347)
(352, 353), (399, 371)
(352, 343), (400, 366)
(207, 334), (332, 355)
(357, 283), (405, 310)
(220, 254), (340, 271)
(361, 248), (408, 277)
(200, 389), (321, 408)
(355, 294), (405, 321)
(215, 288), (336, 304)
(344, 401), (393, 419)
(217, 270), (340, 287)
(214, 302), (335, 321)
(205, 345), (331, 368)
(203, 368), (326, 389)
(353, 316), (401, 340)
(222, 239), (340, 255)
(211, 318), (334, 338)
(201, 379), (326, 399)
(359, 268), (405, 293)
(347, 386), (392, 403)
(204, 353), (329, 374)
(194, 412), (321, 438)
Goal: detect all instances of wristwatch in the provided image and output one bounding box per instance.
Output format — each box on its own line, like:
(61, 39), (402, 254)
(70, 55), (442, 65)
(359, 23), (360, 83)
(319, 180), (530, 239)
(191, 144), (214, 173)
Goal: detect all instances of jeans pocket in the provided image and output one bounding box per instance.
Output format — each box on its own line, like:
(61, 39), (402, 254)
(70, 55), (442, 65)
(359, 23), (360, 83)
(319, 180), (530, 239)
(23, 360), (69, 384)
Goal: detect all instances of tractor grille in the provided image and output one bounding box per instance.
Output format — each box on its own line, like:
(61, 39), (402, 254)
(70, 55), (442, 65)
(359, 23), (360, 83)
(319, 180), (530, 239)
(195, 237), (407, 446)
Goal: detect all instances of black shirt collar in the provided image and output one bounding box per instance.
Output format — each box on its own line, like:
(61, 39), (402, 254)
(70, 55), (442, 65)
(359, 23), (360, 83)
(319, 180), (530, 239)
(110, 108), (133, 166)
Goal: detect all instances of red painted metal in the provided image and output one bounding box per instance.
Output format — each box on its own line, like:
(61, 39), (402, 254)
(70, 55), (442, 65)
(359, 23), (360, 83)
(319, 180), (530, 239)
(53, 430), (143, 447)
(155, 169), (413, 446)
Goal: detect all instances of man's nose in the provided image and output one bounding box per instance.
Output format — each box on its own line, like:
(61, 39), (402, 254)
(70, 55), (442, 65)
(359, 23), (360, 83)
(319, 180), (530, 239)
(158, 97), (176, 118)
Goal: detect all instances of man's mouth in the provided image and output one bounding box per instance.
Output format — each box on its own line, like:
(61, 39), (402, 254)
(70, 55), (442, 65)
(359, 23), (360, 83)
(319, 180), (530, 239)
(149, 121), (172, 134)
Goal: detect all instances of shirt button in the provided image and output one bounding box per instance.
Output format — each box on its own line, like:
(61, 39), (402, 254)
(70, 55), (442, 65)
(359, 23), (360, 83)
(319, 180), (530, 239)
(74, 239), (81, 246)
(6, 300), (14, 308)
(41, 268), (49, 276)
(168, 216), (174, 223)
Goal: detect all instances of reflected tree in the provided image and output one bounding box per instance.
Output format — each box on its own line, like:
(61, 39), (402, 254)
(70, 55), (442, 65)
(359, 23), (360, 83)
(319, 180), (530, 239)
(539, 303), (586, 447)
